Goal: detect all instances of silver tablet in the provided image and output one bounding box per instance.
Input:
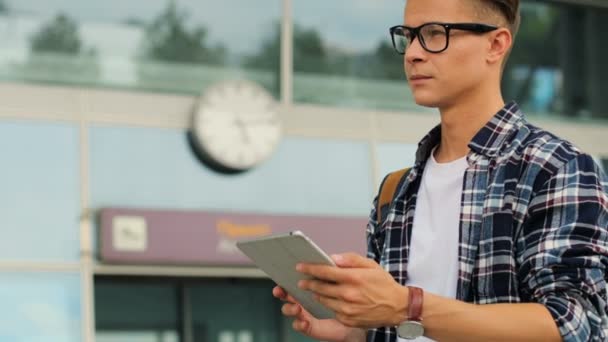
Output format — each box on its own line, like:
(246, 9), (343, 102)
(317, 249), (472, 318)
(236, 230), (336, 320)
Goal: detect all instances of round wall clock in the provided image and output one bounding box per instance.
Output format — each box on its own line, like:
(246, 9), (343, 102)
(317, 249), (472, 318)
(188, 80), (282, 174)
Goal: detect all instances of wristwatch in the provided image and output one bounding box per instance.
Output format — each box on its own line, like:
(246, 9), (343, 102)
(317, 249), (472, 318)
(396, 286), (425, 339)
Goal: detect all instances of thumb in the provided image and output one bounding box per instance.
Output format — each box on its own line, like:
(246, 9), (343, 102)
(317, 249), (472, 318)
(331, 253), (378, 268)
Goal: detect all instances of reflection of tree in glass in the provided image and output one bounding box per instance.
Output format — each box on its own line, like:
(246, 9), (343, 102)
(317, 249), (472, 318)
(124, 17), (146, 29)
(0, 0), (9, 14)
(246, 22), (403, 80)
(135, 0), (230, 93)
(244, 23), (327, 73)
(139, 0), (226, 64)
(243, 23), (280, 71)
(244, 23), (329, 96)
(503, 6), (559, 112)
(20, 13), (100, 84)
(241, 23), (281, 95)
(31, 14), (81, 54)
(295, 26), (328, 73)
(341, 41), (404, 80)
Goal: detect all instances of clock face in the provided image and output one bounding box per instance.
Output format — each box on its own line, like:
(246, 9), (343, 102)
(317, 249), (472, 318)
(190, 80), (282, 173)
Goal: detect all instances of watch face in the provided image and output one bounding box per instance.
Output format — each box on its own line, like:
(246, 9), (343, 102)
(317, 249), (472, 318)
(397, 321), (424, 340)
(190, 80), (281, 173)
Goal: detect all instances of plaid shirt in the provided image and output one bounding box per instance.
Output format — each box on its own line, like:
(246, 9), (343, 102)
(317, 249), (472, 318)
(366, 102), (608, 342)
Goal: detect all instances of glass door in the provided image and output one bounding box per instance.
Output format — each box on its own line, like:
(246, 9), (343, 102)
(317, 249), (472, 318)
(95, 276), (315, 342)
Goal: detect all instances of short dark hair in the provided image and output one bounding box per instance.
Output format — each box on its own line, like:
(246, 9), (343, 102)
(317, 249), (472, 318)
(474, 0), (521, 37)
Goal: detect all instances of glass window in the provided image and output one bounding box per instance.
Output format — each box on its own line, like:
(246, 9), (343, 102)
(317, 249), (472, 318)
(0, 121), (80, 262)
(0, 0), (280, 97)
(189, 279), (281, 342)
(0, 272), (81, 342)
(292, 1), (608, 121)
(89, 126), (373, 216)
(503, 2), (608, 120)
(95, 277), (312, 342)
(375, 142), (417, 185)
(95, 279), (180, 342)
(292, 0), (411, 111)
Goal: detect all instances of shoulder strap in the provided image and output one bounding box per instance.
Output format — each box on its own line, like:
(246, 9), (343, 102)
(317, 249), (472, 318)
(377, 168), (411, 225)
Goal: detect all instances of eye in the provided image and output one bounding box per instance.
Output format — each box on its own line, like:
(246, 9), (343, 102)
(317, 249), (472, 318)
(421, 24), (446, 39)
(404, 31), (413, 42)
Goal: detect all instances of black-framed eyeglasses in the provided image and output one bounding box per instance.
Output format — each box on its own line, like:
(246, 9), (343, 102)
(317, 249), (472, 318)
(389, 22), (499, 54)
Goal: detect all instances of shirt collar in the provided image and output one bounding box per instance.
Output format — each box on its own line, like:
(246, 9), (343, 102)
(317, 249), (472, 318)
(415, 101), (524, 164)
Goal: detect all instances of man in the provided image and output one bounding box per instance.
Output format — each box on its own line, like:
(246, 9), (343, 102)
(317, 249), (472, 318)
(273, 0), (608, 341)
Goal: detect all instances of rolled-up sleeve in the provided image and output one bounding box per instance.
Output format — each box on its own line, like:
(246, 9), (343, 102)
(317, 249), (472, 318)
(520, 153), (608, 341)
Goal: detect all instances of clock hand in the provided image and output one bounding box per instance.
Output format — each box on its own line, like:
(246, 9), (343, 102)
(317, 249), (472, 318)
(234, 118), (252, 144)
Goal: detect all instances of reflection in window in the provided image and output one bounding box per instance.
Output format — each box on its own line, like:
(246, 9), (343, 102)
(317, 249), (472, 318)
(292, 1), (608, 120)
(503, 2), (608, 120)
(95, 281), (180, 342)
(0, 273), (81, 342)
(292, 0), (412, 111)
(95, 277), (297, 342)
(0, 0), (280, 97)
(190, 280), (281, 342)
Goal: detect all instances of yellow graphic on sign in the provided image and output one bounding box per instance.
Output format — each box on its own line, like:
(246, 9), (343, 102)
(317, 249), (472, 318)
(216, 220), (272, 238)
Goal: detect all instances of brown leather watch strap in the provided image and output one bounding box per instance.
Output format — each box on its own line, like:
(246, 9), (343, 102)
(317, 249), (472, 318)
(407, 286), (424, 322)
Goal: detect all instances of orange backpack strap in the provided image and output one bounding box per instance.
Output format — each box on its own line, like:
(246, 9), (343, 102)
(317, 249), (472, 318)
(377, 168), (411, 225)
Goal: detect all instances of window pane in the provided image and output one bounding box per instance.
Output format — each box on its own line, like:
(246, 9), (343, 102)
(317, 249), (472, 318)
(375, 142), (417, 185)
(189, 279), (281, 342)
(0, 273), (81, 342)
(95, 279), (180, 342)
(499, 2), (608, 120)
(0, 0), (280, 97)
(0, 121), (80, 262)
(89, 126), (373, 216)
(95, 280), (179, 330)
(95, 277), (316, 342)
(293, 1), (608, 122)
(292, 1), (412, 111)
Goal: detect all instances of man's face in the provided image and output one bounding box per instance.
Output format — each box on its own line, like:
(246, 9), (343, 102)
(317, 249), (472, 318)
(403, 0), (494, 108)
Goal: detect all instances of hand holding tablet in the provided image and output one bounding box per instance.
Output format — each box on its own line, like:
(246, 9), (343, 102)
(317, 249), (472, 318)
(236, 230), (337, 319)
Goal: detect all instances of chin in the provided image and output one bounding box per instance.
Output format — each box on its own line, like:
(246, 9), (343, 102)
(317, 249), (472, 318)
(412, 92), (441, 108)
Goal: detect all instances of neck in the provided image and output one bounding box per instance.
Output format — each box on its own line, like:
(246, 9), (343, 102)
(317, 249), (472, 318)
(435, 80), (505, 163)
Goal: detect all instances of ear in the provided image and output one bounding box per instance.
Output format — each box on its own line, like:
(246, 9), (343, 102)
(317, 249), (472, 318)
(486, 28), (512, 65)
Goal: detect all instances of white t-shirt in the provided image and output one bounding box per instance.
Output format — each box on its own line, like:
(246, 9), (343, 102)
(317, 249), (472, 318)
(398, 150), (468, 342)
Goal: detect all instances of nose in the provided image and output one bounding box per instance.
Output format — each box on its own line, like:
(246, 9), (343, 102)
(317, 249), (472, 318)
(405, 35), (427, 65)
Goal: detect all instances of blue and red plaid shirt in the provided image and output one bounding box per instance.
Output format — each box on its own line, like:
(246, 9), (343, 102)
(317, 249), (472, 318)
(366, 102), (608, 341)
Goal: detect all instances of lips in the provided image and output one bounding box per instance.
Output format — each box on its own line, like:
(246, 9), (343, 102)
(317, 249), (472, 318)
(409, 75), (432, 81)
(408, 75), (433, 86)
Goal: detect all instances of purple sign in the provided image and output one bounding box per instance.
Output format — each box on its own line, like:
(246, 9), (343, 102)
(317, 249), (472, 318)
(99, 208), (368, 266)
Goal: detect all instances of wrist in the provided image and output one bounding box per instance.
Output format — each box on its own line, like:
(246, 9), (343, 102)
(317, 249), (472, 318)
(396, 286), (425, 339)
(342, 327), (366, 342)
(392, 285), (410, 326)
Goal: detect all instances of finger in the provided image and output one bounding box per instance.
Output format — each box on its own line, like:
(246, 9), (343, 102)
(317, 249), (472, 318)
(297, 263), (351, 283)
(333, 253), (379, 269)
(292, 319), (311, 334)
(273, 286), (299, 303)
(272, 286), (286, 299)
(281, 302), (302, 317)
(298, 279), (343, 299)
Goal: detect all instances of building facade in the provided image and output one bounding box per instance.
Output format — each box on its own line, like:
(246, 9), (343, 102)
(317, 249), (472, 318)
(0, 0), (607, 341)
